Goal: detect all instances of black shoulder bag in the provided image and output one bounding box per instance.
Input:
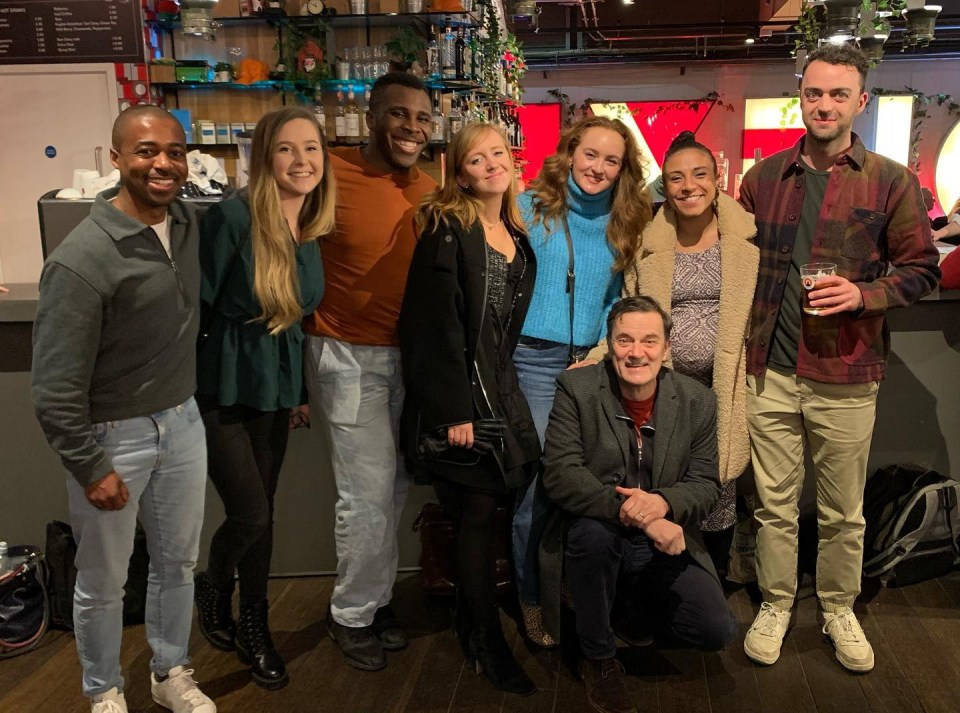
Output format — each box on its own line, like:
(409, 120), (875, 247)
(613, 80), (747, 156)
(560, 215), (580, 365)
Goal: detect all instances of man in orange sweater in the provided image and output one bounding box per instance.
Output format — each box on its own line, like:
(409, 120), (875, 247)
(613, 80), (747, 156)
(304, 73), (436, 672)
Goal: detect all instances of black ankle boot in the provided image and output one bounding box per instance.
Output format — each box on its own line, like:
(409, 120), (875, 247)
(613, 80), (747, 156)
(453, 588), (474, 661)
(194, 572), (236, 652)
(470, 626), (536, 697)
(236, 600), (289, 690)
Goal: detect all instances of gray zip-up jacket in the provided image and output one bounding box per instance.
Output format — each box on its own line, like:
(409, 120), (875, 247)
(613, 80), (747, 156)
(31, 187), (201, 486)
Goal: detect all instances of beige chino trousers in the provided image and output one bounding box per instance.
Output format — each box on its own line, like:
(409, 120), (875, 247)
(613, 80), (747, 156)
(746, 369), (879, 613)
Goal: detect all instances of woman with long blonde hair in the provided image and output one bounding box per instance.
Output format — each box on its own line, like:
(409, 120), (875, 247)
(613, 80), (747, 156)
(400, 123), (539, 696)
(194, 106), (334, 689)
(512, 115), (652, 645)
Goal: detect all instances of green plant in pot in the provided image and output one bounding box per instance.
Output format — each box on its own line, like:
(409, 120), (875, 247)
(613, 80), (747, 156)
(385, 25), (426, 73)
(901, 4), (941, 48)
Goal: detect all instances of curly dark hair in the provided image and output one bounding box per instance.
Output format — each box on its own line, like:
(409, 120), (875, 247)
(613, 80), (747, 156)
(802, 45), (869, 92)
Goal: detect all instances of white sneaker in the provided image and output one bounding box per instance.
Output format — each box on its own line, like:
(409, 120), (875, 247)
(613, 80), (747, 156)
(822, 607), (875, 672)
(744, 602), (791, 665)
(91, 687), (128, 713)
(151, 666), (217, 713)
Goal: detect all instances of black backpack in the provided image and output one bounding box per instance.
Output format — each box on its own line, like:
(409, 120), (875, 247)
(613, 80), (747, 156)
(862, 464), (960, 586)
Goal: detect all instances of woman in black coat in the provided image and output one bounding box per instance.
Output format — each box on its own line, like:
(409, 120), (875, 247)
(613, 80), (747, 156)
(399, 123), (540, 696)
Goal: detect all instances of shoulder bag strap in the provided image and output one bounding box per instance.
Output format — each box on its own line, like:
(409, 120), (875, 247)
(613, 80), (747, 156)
(560, 214), (578, 364)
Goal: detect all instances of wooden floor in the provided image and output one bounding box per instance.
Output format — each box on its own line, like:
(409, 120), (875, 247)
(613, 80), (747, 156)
(3, 571), (960, 713)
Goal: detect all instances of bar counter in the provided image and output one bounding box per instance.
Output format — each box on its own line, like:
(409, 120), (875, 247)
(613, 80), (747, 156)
(2, 284), (958, 571)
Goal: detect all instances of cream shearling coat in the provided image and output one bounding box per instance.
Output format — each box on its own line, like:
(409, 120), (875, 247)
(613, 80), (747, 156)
(625, 192), (758, 484)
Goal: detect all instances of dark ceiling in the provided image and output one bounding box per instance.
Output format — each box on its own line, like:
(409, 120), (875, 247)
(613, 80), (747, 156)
(510, 0), (960, 67)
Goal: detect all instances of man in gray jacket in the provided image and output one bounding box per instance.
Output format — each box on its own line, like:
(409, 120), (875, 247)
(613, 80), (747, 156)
(540, 296), (736, 713)
(32, 106), (216, 713)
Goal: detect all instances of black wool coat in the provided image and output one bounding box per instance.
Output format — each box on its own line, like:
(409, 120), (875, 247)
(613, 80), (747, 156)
(538, 362), (721, 638)
(398, 215), (540, 490)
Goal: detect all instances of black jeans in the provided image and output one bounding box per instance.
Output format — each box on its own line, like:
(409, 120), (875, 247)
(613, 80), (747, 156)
(565, 517), (737, 660)
(200, 399), (290, 604)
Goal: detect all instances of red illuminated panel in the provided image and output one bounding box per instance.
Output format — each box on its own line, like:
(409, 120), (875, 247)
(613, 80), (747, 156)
(623, 101), (715, 170)
(516, 104), (562, 183)
(742, 128), (805, 162)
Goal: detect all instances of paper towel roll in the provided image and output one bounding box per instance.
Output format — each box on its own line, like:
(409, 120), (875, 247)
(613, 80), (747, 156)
(73, 169), (99, 193)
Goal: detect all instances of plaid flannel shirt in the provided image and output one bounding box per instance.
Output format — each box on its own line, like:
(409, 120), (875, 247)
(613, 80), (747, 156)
(739, 134), (940, 384)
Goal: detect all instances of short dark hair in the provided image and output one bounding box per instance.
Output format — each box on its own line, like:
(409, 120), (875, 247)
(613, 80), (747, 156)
(663, 130), (717, 175)
(605, 296), (673, 346)
(368, 72), (430, 115)
(111, 105), (183, 150)
(801, 45), (869, 93)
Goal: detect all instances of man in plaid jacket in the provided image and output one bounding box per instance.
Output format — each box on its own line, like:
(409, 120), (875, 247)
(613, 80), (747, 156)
(738, 45), (940, 673)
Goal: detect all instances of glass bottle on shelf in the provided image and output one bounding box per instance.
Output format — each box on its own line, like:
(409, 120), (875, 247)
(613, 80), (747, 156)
(335, 89), (347, 143)
(465, 29), (476, 81)
(441, 19), (456, 80)
(361, 86), (371, 142)
(446, 96), (463, 142)
(426, 26), (440, 80)
(313, 87), (327, 139)
(454, 28), (465, 80)
(345, 88), (361, 145)
(430, 92), (445, 145)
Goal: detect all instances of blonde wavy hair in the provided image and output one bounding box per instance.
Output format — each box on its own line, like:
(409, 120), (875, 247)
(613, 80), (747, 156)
(526, 116), (650, 272)
(416, 123), (525, 236)
(247, 107), (335, 334)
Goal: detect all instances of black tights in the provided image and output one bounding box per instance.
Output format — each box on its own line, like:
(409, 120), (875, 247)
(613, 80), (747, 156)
(433, 479), (501, 631)
(200, 399), (290, 604)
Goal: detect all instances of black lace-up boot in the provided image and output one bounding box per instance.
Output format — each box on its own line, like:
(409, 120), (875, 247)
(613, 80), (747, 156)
(236, 600), (289, 690)
(194, 571), (235, 652)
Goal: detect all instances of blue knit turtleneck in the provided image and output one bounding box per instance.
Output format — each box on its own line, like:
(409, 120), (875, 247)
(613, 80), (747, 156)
(517, 176), (623, 346)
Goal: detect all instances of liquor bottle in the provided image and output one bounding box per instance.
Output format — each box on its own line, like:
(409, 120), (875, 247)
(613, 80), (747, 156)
(465, 29), (476, 81)
(454, 28), (466, 80)
(430, 93), (445, 144)
(446, 96), (463, 142)
(334, 88), (347, 143)
(426, 25), (440, 79)
(313, 87), (327, 138)
(360, 86), (371, 142)
(441, 20), (455, 79)
(345, 88), (361, 144)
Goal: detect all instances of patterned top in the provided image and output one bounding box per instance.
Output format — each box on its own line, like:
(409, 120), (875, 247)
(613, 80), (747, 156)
(670, 242), (721, 387)
(486, 240), (524, 325)
(738, 133), (940, 384)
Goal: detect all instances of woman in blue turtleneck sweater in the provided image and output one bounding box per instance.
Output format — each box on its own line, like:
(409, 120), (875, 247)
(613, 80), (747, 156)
(513, 116), (652, 645)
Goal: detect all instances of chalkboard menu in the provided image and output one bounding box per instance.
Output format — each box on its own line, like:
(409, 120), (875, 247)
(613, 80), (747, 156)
(0, 0), (144, 64)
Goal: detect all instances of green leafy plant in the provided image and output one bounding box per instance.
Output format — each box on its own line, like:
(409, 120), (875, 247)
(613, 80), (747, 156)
(779, 96), (800, 128)
(385, 25), (426, 66)
(794, 1), (823, 52)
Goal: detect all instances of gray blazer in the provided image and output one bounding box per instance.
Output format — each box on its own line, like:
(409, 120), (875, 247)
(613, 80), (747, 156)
(538, 361), (721, 638)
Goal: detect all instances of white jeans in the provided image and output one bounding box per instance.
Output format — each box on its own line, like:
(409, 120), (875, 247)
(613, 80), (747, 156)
(306, 336), (410, 628)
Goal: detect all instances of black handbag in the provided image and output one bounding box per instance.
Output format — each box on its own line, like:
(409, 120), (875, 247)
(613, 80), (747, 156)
(44, 520), (149, 630)
(0, 545), (49, 659)
(417, 418), (507, 466)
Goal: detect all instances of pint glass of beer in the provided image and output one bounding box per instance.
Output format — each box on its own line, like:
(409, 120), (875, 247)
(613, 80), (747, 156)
(800, 262), (837, 316)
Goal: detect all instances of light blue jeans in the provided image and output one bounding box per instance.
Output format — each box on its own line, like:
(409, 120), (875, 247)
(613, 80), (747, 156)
(305, 336), (411, 628)
(512, 340), (589, 604)
(65, 397), (207, 697)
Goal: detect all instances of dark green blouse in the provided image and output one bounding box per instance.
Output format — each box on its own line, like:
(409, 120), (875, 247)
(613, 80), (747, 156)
(196, 196), (324, 411)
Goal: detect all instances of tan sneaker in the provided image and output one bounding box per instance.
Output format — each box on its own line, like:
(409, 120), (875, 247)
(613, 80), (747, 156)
(151, 666), (216, 713)
(744, 602), (791, 665)
(91, 688), (127, 713)
(822, 607), (874, 673)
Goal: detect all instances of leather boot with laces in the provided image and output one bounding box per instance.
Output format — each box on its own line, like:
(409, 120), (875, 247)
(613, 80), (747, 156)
(151, 666), (216, 713)
(90, 687), (127, 713)
(236, 600), (289, 689)
(744, 601), (791, 665)
(580, 657), (636, 713)
(822, 607), (874, 672)
(194, 571), (235, 652)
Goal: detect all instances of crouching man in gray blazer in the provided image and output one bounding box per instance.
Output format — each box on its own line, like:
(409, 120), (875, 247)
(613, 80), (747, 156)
(539, 296), (737, 713)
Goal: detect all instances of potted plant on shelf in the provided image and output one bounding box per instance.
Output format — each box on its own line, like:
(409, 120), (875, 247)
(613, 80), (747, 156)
(901, 4), (941, 48)
(213, 61), (234, 82)
(385, 25), (426, 74)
